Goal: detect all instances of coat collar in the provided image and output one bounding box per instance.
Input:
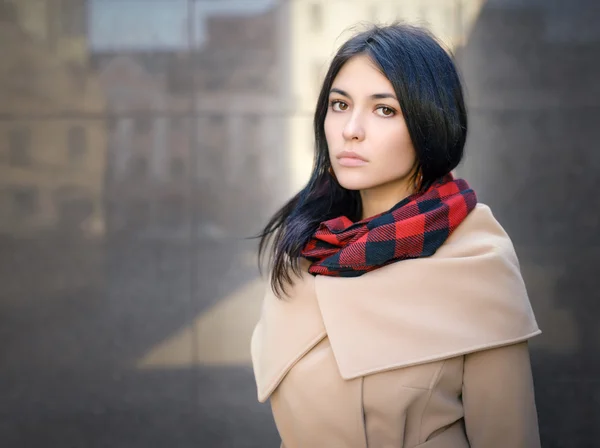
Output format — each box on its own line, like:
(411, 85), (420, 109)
(251, 204), (541, 402)
(250, 265), (325, 403)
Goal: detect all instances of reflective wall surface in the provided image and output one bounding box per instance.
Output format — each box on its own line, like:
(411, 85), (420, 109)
(0, 0), (598, 447)
(0, 0), (283, 446)
(459, 1), (600, 446)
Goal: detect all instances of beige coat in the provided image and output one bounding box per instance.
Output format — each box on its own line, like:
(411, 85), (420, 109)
(251, 204), (542, 448)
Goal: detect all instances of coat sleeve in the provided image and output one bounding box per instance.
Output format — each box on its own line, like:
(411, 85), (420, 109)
(462, 341), (541, 448)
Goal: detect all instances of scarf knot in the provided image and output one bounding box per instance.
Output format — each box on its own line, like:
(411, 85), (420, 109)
(301, 174), (477, 277)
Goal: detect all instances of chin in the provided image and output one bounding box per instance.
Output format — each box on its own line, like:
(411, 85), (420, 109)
(335, 172), (379, 191)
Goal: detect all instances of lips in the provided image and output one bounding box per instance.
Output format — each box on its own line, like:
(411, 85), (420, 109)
(336, 150), (368, 167)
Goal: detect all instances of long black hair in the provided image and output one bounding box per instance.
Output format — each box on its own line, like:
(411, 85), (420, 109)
(258, 23), (468, 297)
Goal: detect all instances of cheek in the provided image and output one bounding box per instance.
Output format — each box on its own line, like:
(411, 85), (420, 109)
(373, 125), (416, 168)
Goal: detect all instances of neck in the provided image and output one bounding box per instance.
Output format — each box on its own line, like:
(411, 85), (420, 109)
(360, 179), (415, 220)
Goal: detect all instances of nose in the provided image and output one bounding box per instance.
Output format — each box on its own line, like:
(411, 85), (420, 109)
(342, 113), (365, 142)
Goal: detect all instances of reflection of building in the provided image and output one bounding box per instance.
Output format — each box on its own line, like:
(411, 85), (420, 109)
(8, 0), (88, 67)
(196, 6), (288, 233)
(93, 3), (288, 238)
(0, 0), (107, 238)
(287, 0), (485, 191)
(93, 53), (191, 236)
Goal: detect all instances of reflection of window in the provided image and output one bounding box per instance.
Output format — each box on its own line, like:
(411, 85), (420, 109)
(8, 128), (32, 167)
(68, 125), (87, 165)
(209, 115), (224, 127)
(107, 117), (118, 133)
(170, 157), (185, 179)
(206, 72), (228, 91)
(246, 114), (260, 152)
(129, 155), (148, 178)
(58, 196), (93, 229)
(170, 116), (185, 133)
(135, 117), (152, 135)
(12, 188), (38, 217)
(208, 150), (224, 174)
(203, 115), (227, 179)
(245, 153), (261, 183)
(167, 57), (193, 94)
(245, 73), (265, 91)
(207, 114), (226, 149)
(309, 3), (322, 33)
(59, 0), (86, 36)
(129, 200), (150, 228)
(160, 195), (185, 227)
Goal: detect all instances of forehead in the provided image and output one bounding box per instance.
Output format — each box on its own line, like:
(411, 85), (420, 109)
(331, 54), (393, 92)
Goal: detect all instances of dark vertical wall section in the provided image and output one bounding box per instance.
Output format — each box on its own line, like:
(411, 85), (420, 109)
(459, 1), (600, 446)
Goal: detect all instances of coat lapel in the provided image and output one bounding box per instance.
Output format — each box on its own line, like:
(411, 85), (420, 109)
(251, 265), (326, 403)
(251, 204), (541, 400)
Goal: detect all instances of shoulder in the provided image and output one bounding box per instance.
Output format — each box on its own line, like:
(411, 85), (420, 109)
(313, 202), (541, 379)
(440, 203), (517, 260)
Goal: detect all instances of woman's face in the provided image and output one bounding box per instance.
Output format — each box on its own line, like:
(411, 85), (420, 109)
(324, 54), (417, 193)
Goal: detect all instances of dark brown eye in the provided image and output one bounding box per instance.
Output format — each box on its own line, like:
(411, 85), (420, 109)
(376, 106), (395, 117)
(331, 100), (349, 111)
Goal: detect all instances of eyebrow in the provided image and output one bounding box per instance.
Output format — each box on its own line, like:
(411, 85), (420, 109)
(329, 87), (397, 101)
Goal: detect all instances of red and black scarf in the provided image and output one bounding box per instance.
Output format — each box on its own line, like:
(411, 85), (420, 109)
(301, 174), (477, 277)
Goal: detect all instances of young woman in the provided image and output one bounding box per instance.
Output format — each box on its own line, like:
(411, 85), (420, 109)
(251, 23), (541, 448)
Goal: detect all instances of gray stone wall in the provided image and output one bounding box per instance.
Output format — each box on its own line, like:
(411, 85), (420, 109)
(458, 1), (600, 445)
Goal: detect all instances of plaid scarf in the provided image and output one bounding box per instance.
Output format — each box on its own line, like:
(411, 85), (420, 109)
(301, 174), (477, 277)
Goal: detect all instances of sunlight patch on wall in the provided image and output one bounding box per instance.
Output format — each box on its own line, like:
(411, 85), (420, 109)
(136, 277), (266, 369)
